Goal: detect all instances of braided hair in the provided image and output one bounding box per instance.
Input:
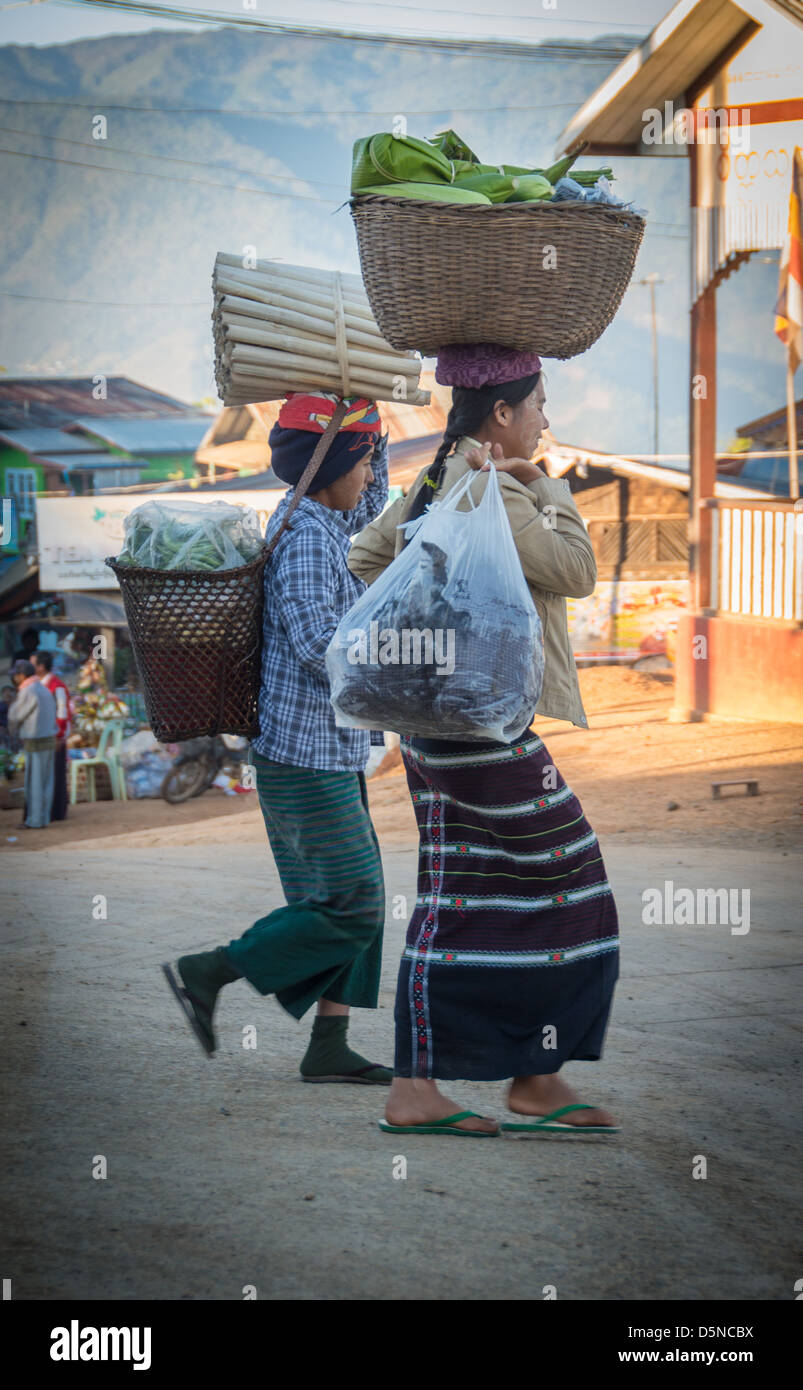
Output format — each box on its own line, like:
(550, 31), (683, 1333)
(405, 372), (541, 527)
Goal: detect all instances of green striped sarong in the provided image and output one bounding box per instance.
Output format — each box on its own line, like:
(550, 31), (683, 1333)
(225, 752), (385, 1020)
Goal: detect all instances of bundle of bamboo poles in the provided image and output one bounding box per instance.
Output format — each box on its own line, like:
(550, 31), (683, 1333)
(212, 253), (429, 406)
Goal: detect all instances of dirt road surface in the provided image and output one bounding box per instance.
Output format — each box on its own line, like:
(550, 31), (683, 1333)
(1, 671), (800, 1300)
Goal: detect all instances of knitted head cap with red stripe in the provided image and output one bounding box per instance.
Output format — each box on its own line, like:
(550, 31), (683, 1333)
(269, 392), (383, 488)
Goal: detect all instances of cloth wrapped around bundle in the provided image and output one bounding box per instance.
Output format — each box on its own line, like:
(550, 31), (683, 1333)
(326, 467), (545, 742)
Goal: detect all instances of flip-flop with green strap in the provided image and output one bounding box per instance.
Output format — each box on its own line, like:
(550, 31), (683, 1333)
(379, 1110), (499, 1137)
(502, 1104), (620, 1135)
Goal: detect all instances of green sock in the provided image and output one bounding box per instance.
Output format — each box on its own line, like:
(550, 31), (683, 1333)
(178, 948), (241, 1018)
(300, 1015), (392, 1083)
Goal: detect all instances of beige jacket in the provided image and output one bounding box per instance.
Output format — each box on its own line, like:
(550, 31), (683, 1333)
(346, 435), (594, 729)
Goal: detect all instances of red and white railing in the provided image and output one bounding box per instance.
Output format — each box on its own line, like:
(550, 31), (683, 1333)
(707, 499), (803, 621)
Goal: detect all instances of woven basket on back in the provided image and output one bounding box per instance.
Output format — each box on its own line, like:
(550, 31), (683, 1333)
(351, 196), (646, 358)
(106, 549), (268, 743)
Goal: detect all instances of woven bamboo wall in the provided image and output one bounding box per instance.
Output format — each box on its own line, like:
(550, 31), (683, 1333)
(571, 475), (689, 581)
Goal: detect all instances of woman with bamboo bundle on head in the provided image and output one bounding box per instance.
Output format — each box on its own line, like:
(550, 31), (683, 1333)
(347, 346), (620, 1137)
(163, 393), (393, 1085)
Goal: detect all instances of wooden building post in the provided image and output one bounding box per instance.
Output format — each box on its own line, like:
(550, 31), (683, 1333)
(689, 284), (717, 611)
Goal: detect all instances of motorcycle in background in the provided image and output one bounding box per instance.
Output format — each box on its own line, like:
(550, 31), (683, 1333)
(160, 734), (250, 804)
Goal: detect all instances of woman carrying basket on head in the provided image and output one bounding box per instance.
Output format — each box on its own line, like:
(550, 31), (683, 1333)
(347, 346), (620, 1136)
(163, 393), (393, 1085)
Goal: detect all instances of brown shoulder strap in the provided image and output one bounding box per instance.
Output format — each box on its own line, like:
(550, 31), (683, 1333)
(265, 398), (349, 558)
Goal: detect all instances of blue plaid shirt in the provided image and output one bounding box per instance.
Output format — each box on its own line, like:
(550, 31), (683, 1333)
(251, 440), (389, 771)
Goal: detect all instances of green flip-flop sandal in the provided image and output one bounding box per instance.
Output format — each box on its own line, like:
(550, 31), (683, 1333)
(502, 1104), (620, 1135)
(378, 1110), (499, 1137)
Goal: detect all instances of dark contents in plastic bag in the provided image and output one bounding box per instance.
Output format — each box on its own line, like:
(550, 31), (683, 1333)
(330, 541), (542, 740)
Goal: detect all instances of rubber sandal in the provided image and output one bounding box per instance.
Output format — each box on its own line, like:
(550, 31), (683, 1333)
(302, 1064), (392, 1086)
(161, 962), (215, 1058)
(502, 1103), (620, 1135)
(378, 1110), (499, 1137)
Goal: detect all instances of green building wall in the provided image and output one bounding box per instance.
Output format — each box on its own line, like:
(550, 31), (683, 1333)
(0, 446), (45, 555)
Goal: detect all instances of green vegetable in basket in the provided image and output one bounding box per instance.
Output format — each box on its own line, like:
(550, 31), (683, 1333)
(453, 159), (535, 176)
(496, 163), (537, 177)
(504, 174), (555, 203)
(542, 146), (586, 184)
(430, 128), (481, 164)
(571, 167), (615, 185)
(115, 500), (263, 572)
(453, 171), (529, 203)
(350, 127), (620, 206)
(356, 181), (492, 204)
(352, 133), (454, 191)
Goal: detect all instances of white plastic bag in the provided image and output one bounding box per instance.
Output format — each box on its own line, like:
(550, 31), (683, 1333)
(327, 464), (544, 741)
(116, 500), (263, 572)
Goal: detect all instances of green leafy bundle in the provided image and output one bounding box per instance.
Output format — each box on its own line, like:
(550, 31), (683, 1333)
(116, 500), (264, 572)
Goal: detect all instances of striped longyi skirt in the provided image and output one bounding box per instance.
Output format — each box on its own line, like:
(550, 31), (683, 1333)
(394, 730), (619, 1080)
(226, 753), (385, 1020)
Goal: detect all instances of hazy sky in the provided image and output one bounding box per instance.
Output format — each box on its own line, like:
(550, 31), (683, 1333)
(1, 0), (668, 49)
(0, 0), (790, 455)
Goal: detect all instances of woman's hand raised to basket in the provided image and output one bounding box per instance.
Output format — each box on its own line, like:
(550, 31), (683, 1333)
(465, 440), (545, 485)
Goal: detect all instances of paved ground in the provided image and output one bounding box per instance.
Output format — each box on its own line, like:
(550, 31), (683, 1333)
(1, 834), (800, 1301)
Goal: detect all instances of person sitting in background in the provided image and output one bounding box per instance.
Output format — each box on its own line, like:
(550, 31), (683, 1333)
(13, 627), (40, 663)
(7, 660), (57, 830)
(32, 650), (73, 822)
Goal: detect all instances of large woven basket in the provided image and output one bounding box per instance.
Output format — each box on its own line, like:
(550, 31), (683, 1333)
(351, 196), (646, 358)
(106, 549), (268, 743)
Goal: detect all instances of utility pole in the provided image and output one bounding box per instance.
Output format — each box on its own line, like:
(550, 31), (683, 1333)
(638, 273), (664, 458)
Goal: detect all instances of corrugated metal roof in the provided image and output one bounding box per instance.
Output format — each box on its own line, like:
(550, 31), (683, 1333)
(0, 376), (203, 431)
(196, 438), (271, 471)
(737, 397), (803, 444)
(237, 371), (450, 449)
(0, 427), (106, 456)
(63, 592), (128, 626)
(71, 416), (212, 454)
(376, 374), (451, 442)
(542, 442), (770, 496)
(729, 455), (791, 493)
(194, 469), (284, 492)
(552, 0), (800, 156)
(198, 374), (450, 480)
(388, 434), (443, 489)
(35, 453), (149, 472)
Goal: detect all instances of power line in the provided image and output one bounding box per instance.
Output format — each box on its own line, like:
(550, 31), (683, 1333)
(1, 123), (674, 211)
(0, 145), (688, 234)
(622, 451), (794, 461)
(0, 140), (688, 228)
(0, 122), (345, 191)
(41, 0), (650, 24)
(0, 289), (209, 304)
(63, 0), (634, 60)
(0, 95), (592, 115)
(177, 0), (649, 29)
(2, 234), (691, 307)
(0, 144), (340, 200)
